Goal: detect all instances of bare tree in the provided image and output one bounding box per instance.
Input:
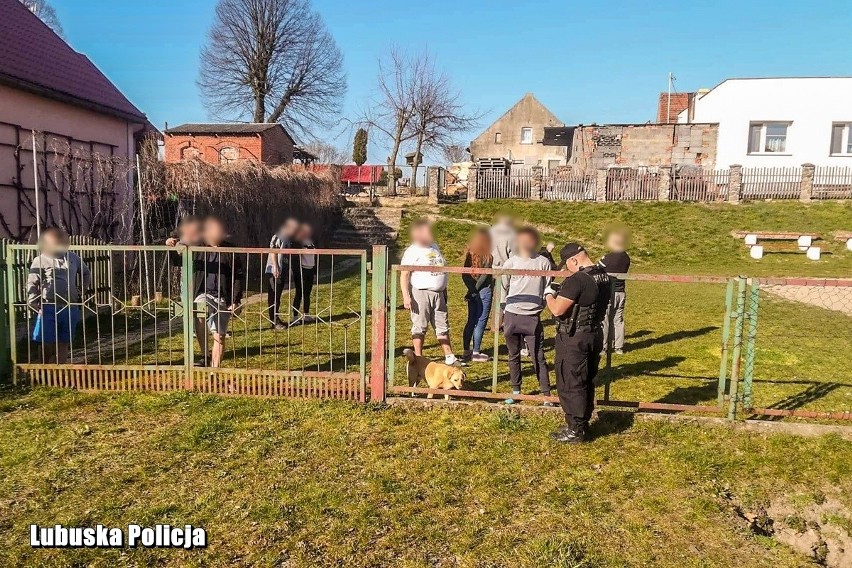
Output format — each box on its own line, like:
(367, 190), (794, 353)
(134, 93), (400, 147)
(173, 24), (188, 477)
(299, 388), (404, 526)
(442, 143), (468, 164)
(302, 141), (348, 164)
(20, 0), (63, 36)
(198, 0), (346, 139)
(406, 55), (481, 190)
(358, 48), (425, 196)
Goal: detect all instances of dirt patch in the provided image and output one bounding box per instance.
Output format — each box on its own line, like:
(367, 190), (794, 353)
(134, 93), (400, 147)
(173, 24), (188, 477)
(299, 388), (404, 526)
(721, 486), (852, 567)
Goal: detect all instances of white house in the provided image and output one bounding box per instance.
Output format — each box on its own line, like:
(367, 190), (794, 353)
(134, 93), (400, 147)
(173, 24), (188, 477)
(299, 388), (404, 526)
(678, 77), (852, 168)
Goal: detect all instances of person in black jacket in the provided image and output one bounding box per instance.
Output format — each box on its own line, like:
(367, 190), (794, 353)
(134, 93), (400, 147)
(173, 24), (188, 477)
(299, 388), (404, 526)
(193, 217), (245, 368)
(166, 216), (208, 362)
(461, 228), (494, 363)
(599, 229), (631, 355)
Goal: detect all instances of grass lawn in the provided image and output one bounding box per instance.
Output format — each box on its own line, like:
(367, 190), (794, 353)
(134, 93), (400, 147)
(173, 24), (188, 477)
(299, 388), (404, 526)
(1, 388), (851, 567)
(2, 201), (851, 567)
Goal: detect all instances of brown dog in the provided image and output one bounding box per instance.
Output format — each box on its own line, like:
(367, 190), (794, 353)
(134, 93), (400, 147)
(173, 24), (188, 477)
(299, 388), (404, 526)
(404, 348), (465, 399)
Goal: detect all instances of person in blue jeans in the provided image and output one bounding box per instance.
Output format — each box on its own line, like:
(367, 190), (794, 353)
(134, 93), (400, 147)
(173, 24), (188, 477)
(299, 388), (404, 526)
(462, 228), (494, 363)
(26, 227), (90, 364)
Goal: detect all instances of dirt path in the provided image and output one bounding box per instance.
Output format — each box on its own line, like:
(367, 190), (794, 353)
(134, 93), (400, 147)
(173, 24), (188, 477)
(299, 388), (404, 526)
(763, 284), (852, 316)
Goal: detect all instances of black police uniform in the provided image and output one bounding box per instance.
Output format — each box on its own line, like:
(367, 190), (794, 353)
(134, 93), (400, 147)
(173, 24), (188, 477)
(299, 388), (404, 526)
(553, 265), (611, 431)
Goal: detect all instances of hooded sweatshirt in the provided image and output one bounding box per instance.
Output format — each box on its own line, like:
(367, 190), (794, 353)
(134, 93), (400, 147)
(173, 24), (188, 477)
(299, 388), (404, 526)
(490, 222), (516, 268)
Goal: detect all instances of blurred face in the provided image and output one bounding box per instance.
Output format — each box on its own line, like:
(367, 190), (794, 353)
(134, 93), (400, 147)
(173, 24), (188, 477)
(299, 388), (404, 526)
(281, 218), (299, 238)
(40, 232), (67, 256)
(411, 223), (433, 246)
(516, 232), (538, 256)
(203, 219), (227, 245)
(296, 223), (313, 241)
(607, 231), (627, 252)
(180, 220), (202, 245)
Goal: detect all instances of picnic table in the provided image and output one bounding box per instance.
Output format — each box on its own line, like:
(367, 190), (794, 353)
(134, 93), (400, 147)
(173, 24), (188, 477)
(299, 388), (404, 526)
(732, 231), (823, 260)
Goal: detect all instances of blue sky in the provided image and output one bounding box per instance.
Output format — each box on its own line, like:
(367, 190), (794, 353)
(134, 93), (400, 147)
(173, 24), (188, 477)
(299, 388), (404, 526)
(51, 0), (852, 161)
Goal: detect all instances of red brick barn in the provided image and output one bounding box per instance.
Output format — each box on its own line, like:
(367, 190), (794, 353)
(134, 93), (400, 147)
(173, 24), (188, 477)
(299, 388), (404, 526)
(163, 123), (295, 166)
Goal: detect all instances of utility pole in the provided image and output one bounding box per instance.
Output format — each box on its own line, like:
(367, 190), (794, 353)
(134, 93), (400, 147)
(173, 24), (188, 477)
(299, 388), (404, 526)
(666, 72), (673, 123)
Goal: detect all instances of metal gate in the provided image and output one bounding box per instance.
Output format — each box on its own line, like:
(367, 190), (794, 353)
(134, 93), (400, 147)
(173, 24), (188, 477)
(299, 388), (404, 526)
(4, 242), (369, 400)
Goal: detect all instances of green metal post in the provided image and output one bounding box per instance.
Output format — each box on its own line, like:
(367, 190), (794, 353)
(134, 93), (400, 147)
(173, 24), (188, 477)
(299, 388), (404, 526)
(5, 246), (17, 385)
(182, 246), (194, 390)
(491, 279), (502, 393)
(387, 269), (398, 388)
(717, 278), (735, 409)
(741, 279), (760, 412)
(359, 252), (368, 402)
(727, 277), (747, 420)
(370, 246), (388, 401)
(0, 240), (9, 381)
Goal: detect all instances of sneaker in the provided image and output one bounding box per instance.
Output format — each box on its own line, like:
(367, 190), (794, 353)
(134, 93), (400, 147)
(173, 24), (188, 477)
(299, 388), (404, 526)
(288, 317), (304, 328)
(194, 355), (209, 367)
(471, 352), (490, 363)
(520, 347), (530, 357)
(273, 321), (287, 331)
(444, 354), (458, 366)
(461, 350), (473, 362)
(504, 390), (521, 404)
(614, 349), (624, 355)
(541, 401), (556, 408)
(302, 315), (316, 323)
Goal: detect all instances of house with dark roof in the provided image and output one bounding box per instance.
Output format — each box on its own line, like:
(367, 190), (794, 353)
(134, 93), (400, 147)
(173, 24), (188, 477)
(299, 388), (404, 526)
(164, 123), (295, 166)
(0, 0), (154, 240)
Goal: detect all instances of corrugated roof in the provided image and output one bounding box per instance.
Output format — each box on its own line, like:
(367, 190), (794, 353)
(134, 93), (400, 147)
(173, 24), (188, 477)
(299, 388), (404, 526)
(165, 123), (286, 135)
(0, 0), (146, 121)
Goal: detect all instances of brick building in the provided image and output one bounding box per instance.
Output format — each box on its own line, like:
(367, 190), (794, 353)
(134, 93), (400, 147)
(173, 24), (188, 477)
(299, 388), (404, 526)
(164, 123), (294, 166)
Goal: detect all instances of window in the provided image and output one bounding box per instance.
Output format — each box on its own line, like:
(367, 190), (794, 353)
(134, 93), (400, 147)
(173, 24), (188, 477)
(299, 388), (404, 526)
(219, 146), (239, 164)
(830, 123), (852, 155)
(748, 122), (789, 154)
(548, 159), (561, 171)
(520, 127), (533, 144)
(494, 132), (502, 144)
(180, 146), (200, 160)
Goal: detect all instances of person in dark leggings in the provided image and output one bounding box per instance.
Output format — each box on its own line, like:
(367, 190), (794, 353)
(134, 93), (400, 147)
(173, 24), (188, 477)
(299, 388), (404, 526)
(461, 228), (494, 363)
(290, 222), (317, 326)
(266, 218), (299, 330)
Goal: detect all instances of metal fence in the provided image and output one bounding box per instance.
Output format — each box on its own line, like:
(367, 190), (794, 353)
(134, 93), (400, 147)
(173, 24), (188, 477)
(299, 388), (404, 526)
(605, 168), (659, 201)
(813, 166), (852, 200)
(4, 243), (368, 400)
(671, 167), (730, 202)
(541, 170), (596, 201)
(2, 240), (850, 422)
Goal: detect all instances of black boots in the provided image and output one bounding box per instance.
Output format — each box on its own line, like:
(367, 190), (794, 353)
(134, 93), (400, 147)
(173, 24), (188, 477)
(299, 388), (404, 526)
(550, 423), (587, 444)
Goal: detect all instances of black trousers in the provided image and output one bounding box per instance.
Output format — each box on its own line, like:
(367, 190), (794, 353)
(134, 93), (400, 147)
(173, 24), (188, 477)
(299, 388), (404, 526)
(504, 311), (550, 394)
(266, 273), (287, 324)
(291, 266), (316, 316)
(554, 330), (603, 428)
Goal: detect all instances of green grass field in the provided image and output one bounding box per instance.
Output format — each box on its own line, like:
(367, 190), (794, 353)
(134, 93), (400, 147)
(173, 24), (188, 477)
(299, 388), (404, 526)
(1, 201), (851, 566)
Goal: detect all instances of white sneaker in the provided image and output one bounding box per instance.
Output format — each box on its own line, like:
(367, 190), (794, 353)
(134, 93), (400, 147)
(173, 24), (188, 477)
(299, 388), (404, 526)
(520, 347), (530, 357)
(444, 354), (458, 366)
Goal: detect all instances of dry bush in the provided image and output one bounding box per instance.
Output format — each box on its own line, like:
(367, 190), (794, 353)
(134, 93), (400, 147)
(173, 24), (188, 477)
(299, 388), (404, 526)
(141, 158), (342, 246)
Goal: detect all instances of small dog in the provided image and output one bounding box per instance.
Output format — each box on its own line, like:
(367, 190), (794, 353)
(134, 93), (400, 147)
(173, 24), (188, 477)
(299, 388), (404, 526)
(404, 348), (465, 399)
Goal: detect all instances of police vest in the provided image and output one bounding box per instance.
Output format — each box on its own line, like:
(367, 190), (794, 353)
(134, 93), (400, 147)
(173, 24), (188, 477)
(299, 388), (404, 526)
(556, 266), (610, 335)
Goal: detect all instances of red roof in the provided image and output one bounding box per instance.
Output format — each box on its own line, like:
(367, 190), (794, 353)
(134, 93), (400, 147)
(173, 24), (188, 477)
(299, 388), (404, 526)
(0, 0), (146, 121)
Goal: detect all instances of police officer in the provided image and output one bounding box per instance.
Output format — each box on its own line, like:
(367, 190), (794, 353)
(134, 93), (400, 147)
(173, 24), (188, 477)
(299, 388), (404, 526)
(544, 242), (611, 444)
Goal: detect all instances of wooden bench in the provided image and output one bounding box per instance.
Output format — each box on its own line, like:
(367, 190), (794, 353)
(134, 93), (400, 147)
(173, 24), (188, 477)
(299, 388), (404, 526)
(835, 231), (852, 251)
(732, 231), (822, 260)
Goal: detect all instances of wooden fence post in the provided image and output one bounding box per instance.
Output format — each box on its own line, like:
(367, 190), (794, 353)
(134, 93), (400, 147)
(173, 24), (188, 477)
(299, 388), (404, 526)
(595, 169), (608, 202)
(800, 163), (815, 202)
(728, 164), (743, 204)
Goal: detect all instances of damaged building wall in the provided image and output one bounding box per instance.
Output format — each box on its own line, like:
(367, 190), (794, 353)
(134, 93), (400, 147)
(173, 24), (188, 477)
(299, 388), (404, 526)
(568, 123), (718, 173)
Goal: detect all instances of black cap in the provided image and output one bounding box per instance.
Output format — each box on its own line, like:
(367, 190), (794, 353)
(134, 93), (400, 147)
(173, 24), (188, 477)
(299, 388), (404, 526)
(557, 242), (585, 269)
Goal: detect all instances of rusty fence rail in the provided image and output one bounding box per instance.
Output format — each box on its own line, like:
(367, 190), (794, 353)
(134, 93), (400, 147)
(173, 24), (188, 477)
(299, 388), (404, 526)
(4, 243), (369, 401)
(385, 265), (746, 416)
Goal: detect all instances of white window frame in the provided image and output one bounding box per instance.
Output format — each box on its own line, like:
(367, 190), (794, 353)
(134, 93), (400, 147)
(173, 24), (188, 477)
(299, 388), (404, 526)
(830, 123), (852, 156)
(520, 127), (533, 145)
(747, 122), (790, 155)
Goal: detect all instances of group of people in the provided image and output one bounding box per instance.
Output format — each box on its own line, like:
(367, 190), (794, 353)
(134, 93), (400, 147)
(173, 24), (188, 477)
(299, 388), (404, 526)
(165, 215), (317, 368)
(399, 216), (631, 444)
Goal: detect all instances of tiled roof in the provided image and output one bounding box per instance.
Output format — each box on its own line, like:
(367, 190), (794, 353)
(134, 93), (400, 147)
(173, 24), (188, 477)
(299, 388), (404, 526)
(165, 123), (285, 135)
(0, 0), (146, 121)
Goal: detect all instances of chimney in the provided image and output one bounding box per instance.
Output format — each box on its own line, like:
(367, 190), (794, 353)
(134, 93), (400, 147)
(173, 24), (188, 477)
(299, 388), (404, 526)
(657, 92), (693, 124)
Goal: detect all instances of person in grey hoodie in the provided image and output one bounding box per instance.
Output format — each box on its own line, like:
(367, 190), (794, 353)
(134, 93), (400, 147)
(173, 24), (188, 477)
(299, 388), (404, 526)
(26, 227), (91, 363)
(490, 215), (516, 269)
(500, 226), (553, 404)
